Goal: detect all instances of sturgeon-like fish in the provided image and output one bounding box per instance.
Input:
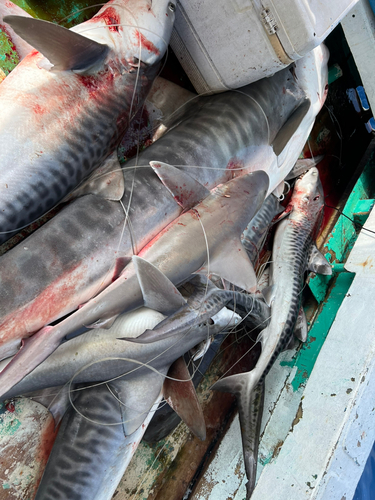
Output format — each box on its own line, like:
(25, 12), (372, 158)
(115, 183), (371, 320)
(0, 0), (175, 243)
(0, 45), (329, 363)
(213, 167), (332, 498)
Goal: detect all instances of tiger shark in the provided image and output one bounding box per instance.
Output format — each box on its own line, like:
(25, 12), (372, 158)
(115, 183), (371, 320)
(0, 44), (329, 394)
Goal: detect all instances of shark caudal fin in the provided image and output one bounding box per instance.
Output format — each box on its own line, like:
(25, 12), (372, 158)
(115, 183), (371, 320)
(213, 373), (264, 499)
(4, 15), (109, 72)
(164, 356), (206, 441)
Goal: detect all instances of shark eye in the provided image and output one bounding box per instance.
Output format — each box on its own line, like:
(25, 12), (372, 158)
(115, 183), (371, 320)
(314, 195), (320, 201)
(168, 2), (176, 12)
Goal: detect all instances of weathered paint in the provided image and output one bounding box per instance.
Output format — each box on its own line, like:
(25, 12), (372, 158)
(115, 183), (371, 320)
(280, 271), (354, 392)
(309, 149), (375, 303)
(0, 398), (57, 500)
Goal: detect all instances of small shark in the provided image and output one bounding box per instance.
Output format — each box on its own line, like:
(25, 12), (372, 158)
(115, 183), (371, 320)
(213, 167), (332, 498)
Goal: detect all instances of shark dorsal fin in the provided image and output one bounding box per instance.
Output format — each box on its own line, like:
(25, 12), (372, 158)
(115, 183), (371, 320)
(272, 99), (311, 156)
(133, 256), (187, 315)
(4, 15), (109, 71)
(150, 161), (210, 210)
(164, 356), (206, 441)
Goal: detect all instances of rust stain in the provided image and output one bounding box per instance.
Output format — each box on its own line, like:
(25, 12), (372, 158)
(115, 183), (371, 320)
(361, 256), (373, 268)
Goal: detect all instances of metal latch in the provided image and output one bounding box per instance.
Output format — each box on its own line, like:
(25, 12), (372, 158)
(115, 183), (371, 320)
(261, 7), (278, 35)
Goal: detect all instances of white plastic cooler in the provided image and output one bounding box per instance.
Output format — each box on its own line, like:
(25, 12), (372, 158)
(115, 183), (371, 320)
(171, 0), (359, 93)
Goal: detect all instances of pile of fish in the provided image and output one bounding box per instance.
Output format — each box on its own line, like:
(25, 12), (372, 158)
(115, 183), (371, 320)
(0, 1), (333, 498)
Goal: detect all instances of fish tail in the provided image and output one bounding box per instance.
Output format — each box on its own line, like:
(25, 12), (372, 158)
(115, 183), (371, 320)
(213, 372), (264, 499)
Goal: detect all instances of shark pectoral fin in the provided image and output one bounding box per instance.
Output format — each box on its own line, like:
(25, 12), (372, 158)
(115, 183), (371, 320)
(64, 152), (125, 202)
(0, 325), (59, 400)
(3, 15), (109, 72)
(261, 285), (276, 307)
(199, 239), (258, 293)
(133, 255), (187, 315)
(272, 98), (311, 156)
(86, 315), (118, 330)
(285, 155), (325, 180)
(24, 384), (72, 428)
(164, 357), (206, 441)
(149, 161), (210, 210)
(191, 337), (213, 361)
(308, 244), (333, 275)
(294, 307), (308, 343)
(110, 370), (165, 436)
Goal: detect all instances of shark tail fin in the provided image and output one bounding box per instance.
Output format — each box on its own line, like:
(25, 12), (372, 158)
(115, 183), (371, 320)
(213, 371), (263, 499)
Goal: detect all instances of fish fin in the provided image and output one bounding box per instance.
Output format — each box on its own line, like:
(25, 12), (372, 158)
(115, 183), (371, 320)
(110, 370), (166, 436)
(272, 204), (292, 224)
(133, 256), (187, 314)
(191, 337), (213, 361)
(4, 15), (109, 71)
(150, 161), (210, 210)
(272, 99), (311, 156)
(198, 239), (258, 293)
(261, 285), (276, 307)
(285, 155), (324, 180)
(284, 335), (300, 351)
(242, 381), (264, 499)
(0, 326), (61, 400)
(164, 357), (206, 440)
(118, 328), (157, 344)
(308, 244), (332, 275)
(24, 385), (72, 428)
(294, 307), (308, 343)
(86, 315), (118, 330)
(64, 152), (125, 202)
(213, 373), (263, 497)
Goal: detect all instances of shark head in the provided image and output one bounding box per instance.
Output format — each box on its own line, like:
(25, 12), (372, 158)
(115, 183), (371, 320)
(291, 166), (324, 219)
(79, 0), (176, 65)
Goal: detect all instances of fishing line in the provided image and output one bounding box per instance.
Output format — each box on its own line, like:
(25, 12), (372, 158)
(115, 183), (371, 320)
(324, 202), (375, 235)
